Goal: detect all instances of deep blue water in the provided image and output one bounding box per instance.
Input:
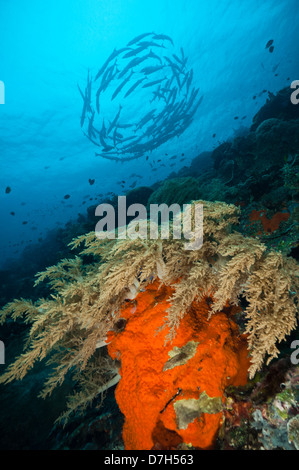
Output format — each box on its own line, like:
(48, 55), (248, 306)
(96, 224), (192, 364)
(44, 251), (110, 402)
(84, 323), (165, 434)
(0, 0), (298, 266)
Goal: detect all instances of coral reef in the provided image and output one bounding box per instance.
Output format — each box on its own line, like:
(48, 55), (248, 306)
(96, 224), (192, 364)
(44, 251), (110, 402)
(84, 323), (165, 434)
(0, 200), (298, 449)
(251, 87), (299, 132)
(220, 360), (299, 450)
(210, 88), (299, 189)
(251, 366), (299, 450)
(147, 177), (202, 206)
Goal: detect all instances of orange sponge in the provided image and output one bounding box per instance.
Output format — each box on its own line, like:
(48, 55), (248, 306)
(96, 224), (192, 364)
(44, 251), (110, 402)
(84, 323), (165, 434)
(249, 209), (290, 234)
(107, 280), (249, 450)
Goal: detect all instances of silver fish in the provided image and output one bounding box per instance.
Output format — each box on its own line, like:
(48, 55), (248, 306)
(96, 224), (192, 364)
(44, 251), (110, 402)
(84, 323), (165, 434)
(88, 111), (96, 139)
(142, 77), (166, 88)
(119, 56), (148, 78)
(80, 83), (91, 127)
(123, 45), (149, 59)
(108, 104), (123, 134)
(141, 65), (165, 75)
(94, 48), (131, 81)
(138, 40), (166, 49)
(136, 109), (156, 130)
(147, 49), (163, 64)
(124, 77), (146, 98)
(152, 34), (174, 46)
(127, 32), (153, 47)
(111, 70), (134, 101)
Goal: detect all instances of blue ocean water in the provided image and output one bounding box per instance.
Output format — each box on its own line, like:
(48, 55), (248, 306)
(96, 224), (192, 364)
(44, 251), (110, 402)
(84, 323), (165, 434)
(0, 0), (298, 267)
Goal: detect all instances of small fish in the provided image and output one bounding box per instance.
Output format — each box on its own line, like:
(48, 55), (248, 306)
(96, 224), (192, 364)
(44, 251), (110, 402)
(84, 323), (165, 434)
(265, 39), (274, 49)
(180, 71), (189, 90)
(79, 73), (93, 128)
(87, 111), (96, 139)
(127, 32), (153, 47)
(100, 119), (107, 140)
(147, 49), (162, 64)
(112, 71), (134, 100)
(142, 78), (166, 88)
(113, 126), (119, 147)
(80, 91), (88, 128)
(5, 186), (11, 194)
(164, 56), (181, 73)
(108, 104), (122, 134)
(141, 65), (165, 75)
(89, 178), (95, 185)
(172, 53), (186, 68)
(186, 68), (193, 94)
(117, 123), (135, 129)
(64, 194), (71, 200)
(10, 211), (15, 216)
(138, 40), (166, 49)
(136, 109), (156, 129)
(269, 46), (274, 53)
(101, 145), (115, 152)
(99, 130), (109, 149)
(94, 58), (111, 82)
(22, 221), (28, 225)
(77, 83), (85, 101)
(152, 34), (174, 46)
(95, 88), (101, 114)
(124, 77), (145, 98)
(272, 63), (280, 73)
(119, 56), (148, 77)
(95, 48), (131, 81)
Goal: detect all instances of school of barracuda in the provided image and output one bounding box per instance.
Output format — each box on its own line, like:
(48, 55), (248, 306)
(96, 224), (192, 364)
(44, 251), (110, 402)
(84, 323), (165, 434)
(79, 32), (203, 161)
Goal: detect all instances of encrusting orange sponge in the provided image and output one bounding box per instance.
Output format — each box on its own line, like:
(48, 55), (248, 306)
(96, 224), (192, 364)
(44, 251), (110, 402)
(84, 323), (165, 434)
(249, 209), (290, 234)
(107, 280), (250, 450)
